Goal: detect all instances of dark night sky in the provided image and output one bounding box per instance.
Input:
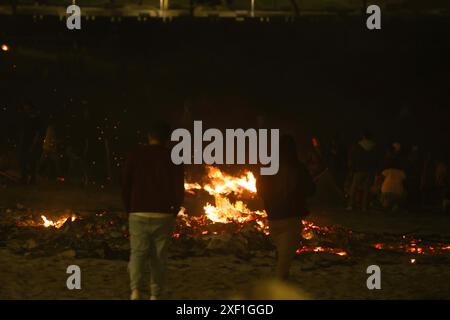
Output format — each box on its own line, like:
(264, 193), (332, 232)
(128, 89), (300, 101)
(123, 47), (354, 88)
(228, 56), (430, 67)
(1, 15), (450, 154)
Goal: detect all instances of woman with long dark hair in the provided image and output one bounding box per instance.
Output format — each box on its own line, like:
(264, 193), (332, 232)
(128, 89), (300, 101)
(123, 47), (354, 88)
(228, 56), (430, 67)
(258, 134), (316, 280)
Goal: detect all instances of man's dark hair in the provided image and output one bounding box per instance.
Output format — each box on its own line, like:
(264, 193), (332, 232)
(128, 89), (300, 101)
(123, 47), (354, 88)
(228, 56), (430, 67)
(147, 121), (171, 142)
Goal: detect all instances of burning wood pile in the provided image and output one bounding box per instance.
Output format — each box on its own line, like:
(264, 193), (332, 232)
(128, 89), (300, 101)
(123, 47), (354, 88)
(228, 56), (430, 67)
(1, 166), (450, 268)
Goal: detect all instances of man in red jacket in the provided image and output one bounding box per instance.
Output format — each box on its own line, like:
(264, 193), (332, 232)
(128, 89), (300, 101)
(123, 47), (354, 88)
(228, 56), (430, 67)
(122, 122), (184, 300)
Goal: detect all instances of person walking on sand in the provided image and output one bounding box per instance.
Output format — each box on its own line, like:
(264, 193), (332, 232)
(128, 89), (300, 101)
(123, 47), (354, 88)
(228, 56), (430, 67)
(121, 122), (184, 300)
(258, 135), (316, 280)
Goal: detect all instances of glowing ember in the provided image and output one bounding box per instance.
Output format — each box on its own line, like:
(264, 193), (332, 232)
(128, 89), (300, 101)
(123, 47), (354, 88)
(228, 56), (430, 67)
(40, 215), (76, 229)
(373, 239), (450, 255)
(296, 246), (348, 256)
(410, 259), (416, 264)
(301, 230), (314, 240)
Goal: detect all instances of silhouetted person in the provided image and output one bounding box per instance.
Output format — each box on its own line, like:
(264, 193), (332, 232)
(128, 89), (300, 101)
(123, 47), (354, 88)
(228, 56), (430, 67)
(380, 159), (407, 212)
(435, 157), (449, 213)
(347, 131), (377, 211)
(326, 134), (348, 191)
(122, 122), (184, 300)
(383, 142), (404, 170)
(258, 135), (316, 280)
(39, 124), (62, 180)
(306, 137), (326, 177)
(18, 101), (46, 185)
(405, 145), (422, 210)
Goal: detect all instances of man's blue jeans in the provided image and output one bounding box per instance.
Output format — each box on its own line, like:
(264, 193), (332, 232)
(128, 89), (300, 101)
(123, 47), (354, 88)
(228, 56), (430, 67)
(129, 213), (175, 297)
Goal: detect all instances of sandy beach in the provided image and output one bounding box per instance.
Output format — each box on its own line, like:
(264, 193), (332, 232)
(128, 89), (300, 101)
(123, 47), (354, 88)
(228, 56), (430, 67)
(1, 246), (450, 300)
(1, 185), (449, 300)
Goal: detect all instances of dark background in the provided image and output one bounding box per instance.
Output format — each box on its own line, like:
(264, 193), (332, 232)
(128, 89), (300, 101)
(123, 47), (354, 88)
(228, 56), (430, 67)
(1, 14), (450, 174)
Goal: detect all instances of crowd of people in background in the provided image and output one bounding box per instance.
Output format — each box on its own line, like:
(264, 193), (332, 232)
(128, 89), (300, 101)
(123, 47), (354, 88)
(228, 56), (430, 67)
(0, 100), (109, 186)
(6, 101), (83, 185)
(311, 131), (449, 214)
(0, 100), (449, 214)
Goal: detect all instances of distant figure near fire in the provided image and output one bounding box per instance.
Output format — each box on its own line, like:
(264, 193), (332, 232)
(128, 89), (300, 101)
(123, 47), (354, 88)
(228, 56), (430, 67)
(121, 121), (184, 300)
(257, 135), (316, 280)
(18, 100), (46, 185)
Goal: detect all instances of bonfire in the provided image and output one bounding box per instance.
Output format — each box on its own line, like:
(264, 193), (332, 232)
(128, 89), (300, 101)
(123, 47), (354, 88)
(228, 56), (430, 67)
(5, 165), (450, 262)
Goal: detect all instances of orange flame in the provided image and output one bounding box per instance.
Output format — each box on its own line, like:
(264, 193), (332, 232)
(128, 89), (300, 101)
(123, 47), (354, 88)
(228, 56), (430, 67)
(203, 166), (257, 196)
(185, 166), (267, 226)
(40, 215), (76, 229)
(184, 182), (202, 194)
